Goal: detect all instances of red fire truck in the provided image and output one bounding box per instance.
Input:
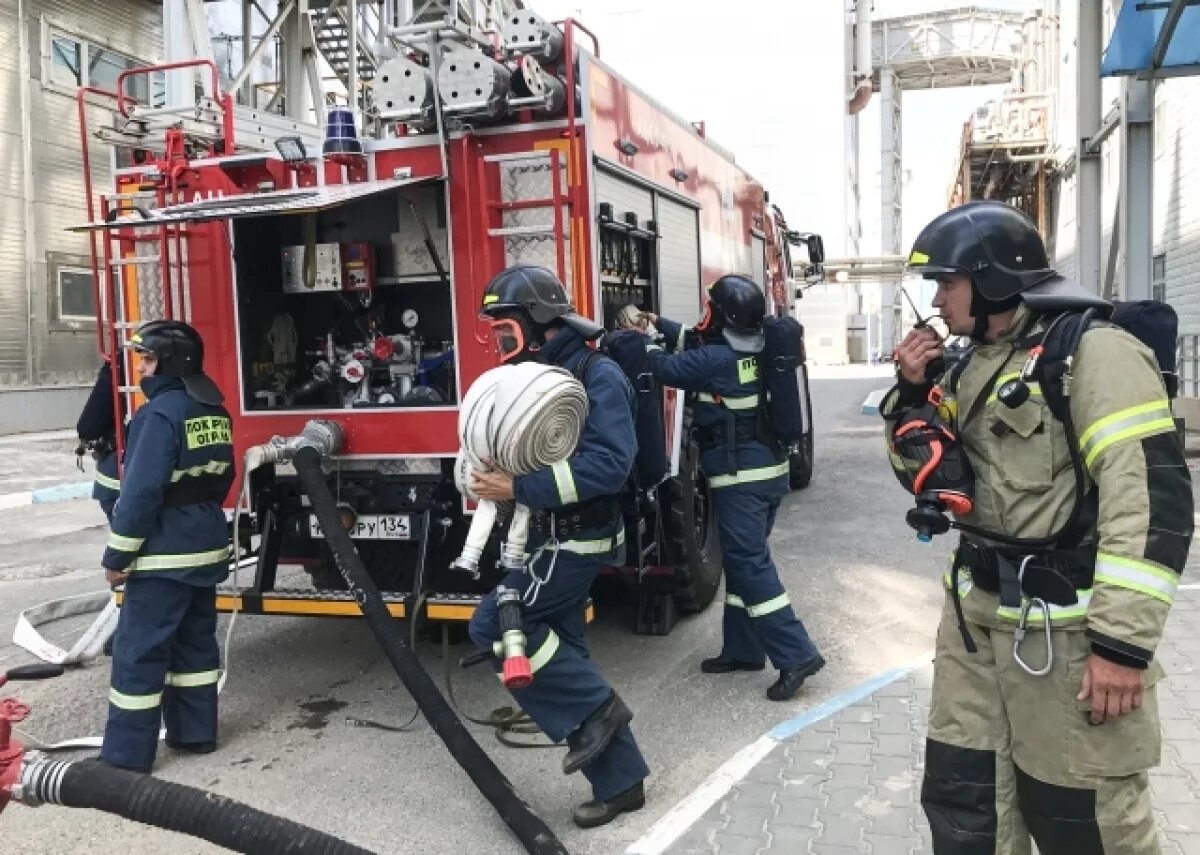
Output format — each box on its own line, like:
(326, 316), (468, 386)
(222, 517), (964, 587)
(76, 10), (824, 635)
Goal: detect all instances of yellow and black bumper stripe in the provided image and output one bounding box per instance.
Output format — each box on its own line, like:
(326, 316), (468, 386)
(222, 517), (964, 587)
(115, 591), (595, 623)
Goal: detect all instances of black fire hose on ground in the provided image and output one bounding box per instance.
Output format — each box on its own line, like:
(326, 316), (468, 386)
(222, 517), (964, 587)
(291, 446), (568, 855)
(18, 757), (373, 855)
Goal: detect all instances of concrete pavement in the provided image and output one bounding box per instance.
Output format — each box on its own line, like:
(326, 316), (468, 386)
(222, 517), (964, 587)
(636, 572), (1200, 855)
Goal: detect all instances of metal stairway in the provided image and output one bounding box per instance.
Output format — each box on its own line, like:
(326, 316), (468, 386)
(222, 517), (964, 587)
(310, 1), (380, 110)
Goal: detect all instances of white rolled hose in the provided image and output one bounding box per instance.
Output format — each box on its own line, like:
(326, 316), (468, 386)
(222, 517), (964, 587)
(453, 362), (589, 577)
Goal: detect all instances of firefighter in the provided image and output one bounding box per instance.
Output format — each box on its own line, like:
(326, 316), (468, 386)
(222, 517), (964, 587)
(76, 357), (123, 521)
(639, 276), (825, 701)
(884, 201), (1193, 854)
(468, 265), (649, 829)
(99, 320), (235, 773)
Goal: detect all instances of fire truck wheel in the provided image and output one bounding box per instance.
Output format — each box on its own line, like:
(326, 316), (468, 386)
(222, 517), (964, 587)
(789, 365), (815, 490)
(666, 439), (723, 614)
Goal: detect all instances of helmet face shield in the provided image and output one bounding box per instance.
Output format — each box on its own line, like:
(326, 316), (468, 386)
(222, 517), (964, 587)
(488, 317), (527, 364)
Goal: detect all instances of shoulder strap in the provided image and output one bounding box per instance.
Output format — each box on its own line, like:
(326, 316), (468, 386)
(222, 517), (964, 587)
(573, 349), (634, 409)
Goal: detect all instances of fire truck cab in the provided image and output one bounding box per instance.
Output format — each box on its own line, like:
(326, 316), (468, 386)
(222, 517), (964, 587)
(76, 8), (823, 636)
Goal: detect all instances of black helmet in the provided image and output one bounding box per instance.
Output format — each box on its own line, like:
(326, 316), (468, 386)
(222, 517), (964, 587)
(129, 319), (224, 404)
(481, 266), (601, 362)
(701, 274), (766, 333)
(906, 201), (1055, 302)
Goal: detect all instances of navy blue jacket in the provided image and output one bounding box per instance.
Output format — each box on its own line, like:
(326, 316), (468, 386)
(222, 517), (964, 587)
(650, 317), (787, 491)
(513, 327), (634, 551)
(102, 376), (236, 586)
(79, 362), (123, 512)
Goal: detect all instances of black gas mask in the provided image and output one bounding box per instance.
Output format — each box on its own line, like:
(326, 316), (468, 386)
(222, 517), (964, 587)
(885, 386), (975, 542)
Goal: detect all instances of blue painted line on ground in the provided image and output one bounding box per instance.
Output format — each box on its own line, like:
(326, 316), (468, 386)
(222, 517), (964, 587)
(29, 481), (93, 504)
(770, 661), (925, 742)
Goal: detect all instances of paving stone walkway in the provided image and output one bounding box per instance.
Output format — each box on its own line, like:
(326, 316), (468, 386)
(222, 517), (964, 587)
(663, 588), (1200, 854)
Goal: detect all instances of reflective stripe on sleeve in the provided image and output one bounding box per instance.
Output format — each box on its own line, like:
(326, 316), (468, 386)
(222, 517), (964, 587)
(1079, 400), (1175, 469)
(1093, 552), (1178, 604)
(552, 460), (578, 505)
(107, 532), (144, 552)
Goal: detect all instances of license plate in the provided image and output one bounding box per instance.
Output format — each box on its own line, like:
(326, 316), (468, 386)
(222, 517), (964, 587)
(309, 514), (412, 540)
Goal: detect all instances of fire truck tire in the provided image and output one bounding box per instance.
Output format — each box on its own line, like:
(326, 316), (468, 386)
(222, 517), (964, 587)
(789, 364), (815, 490)
(665, 439), (723, 614)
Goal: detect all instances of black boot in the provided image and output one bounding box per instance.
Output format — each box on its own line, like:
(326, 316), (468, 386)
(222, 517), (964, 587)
(573, 781), (646, 829)
(562, 692), (633, 775)
(701, 656), (766, 674)
(166, 740), (217, 755)
(767, 655), (826, 701)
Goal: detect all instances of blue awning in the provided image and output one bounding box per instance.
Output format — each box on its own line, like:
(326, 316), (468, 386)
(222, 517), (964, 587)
(1101, 0), (1200, 78)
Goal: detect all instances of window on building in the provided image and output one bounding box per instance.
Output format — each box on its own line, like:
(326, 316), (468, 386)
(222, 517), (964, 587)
(57, 267), (96, 322)
(46, 30), (156, 104)
(1153, 253), (1167, 303)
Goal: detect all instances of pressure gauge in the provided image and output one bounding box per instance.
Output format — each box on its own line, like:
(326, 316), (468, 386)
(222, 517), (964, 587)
(402, 309), (419, 330)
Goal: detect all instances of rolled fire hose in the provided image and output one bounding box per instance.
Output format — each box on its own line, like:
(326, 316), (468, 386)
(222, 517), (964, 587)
(452, 363), (588, 579)
(264, 420), (567, 855)
(14, 756), (374, 855)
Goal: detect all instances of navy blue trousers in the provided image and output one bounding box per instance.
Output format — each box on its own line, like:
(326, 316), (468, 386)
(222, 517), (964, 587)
(470, 544), (649, 802)
(714, 482), (821, 672)
(101, 576), (220, 771)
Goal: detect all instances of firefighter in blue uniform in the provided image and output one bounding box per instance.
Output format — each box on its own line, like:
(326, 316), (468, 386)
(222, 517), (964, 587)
(641, 275), (825, 701)
(469, 266), (649, 828)
(99, 319), (235, 773)
(76, 357), (123, 521)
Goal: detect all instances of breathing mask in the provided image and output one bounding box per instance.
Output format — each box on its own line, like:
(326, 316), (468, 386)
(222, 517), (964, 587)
(885, 386), (975, 542)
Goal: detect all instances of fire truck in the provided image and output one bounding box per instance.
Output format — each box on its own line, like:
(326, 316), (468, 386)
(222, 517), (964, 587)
(74, 4), (824, 636)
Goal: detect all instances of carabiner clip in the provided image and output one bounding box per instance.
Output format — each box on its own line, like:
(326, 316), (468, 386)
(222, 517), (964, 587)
(1013, 596), (1054, 677)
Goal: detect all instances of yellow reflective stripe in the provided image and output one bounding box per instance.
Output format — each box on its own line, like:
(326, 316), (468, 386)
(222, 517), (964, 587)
(697, 393), (760, 410)
(676, 325), (686, 351)
(131, 547), (232, 572)
(1079, 401), (1175, 469)
(552, 461), (578, 505)
(1094, 552), (1178, 604)
(107, 532), (144, 552)
(94, 472), (121, 491)
(709, 462), (790, 489)
(528, 630), (560, 674)
(987, 374), (1041, 404)
(560, 529), (625, 555)
(995, 590), (1092, 623)
(170, 460), (232, 482)
(109, 687), (162, 710)
(165, 669), (220, 688)
(725, 593), (746, 608)
(746, 593), (791, 617)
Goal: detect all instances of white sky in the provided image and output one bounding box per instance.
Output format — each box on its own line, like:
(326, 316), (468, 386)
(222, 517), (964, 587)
(534, 0), (1038, 262)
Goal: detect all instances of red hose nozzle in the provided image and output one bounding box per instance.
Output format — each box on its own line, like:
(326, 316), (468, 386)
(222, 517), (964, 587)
(502, 656), (532, 690)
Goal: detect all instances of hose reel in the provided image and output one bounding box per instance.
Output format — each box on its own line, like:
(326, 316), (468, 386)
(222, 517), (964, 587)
(452, 362), (588, 579)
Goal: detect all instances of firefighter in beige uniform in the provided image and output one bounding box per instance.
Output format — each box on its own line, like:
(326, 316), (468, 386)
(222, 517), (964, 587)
(882, 201), (1193, 854)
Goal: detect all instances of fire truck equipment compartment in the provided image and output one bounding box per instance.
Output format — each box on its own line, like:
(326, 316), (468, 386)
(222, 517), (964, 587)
(229, 180), (456, 412)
